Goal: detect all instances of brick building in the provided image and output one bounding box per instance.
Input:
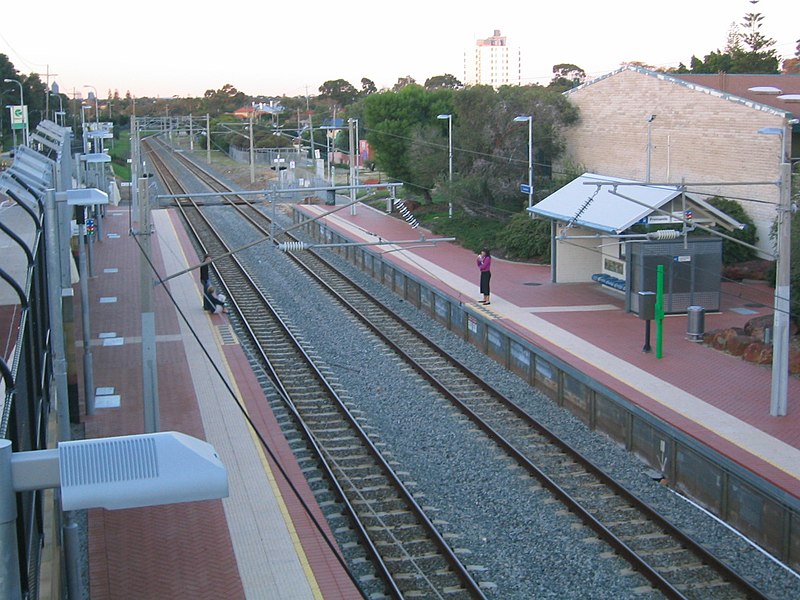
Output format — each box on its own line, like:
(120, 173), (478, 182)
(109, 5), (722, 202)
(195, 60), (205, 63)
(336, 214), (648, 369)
(558, 66), (798, 255)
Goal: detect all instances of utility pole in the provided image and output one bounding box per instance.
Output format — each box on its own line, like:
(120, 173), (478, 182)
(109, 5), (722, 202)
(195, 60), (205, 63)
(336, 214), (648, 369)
(348, 118), (356, 215)
(34, 64), (58, 124)
(249, 109), (255, 184)
(206, 114), (211, 164)
(140, 169), (159, 433)
(770, 159), (792, 416)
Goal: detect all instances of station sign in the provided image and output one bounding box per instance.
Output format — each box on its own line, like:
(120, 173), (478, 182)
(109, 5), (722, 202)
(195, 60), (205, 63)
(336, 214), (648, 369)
(8, 105), (27, 130)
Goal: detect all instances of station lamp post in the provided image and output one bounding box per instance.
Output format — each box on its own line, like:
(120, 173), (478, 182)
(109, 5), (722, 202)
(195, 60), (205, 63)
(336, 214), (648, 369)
(50, 93), (64, 126)
(646, 114), (656, 182)
(83, 84), (99, 124)
(513, 115), (534, 208)
(437, 113), (453, 218)
(758, 124), (795, 417)
(4, 78), (28, 146)
(80, 105), (92, 153)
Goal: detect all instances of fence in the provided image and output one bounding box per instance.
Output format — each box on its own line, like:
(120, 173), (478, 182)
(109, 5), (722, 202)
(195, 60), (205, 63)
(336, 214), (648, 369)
(0, 121), (69, 599)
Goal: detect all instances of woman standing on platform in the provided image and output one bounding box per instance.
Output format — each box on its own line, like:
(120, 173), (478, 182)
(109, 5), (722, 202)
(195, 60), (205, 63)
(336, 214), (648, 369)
(477, 248), (491, 304)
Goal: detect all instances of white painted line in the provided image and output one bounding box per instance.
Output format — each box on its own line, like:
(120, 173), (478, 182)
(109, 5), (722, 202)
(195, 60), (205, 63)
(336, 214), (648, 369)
(529, 304), (620, 313)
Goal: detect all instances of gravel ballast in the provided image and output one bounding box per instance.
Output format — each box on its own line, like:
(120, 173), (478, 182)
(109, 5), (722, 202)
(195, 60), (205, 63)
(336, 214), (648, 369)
(199, 201), (799, 599)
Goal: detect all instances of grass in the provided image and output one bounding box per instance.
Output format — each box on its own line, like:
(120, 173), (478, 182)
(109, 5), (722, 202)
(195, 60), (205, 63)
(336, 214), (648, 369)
(107, 130), (131, 181)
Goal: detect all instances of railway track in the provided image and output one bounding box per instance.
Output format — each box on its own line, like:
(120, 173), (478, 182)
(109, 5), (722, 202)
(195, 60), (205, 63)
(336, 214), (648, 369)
(145, 136), (769, 599)
(144, 137), (487, 599)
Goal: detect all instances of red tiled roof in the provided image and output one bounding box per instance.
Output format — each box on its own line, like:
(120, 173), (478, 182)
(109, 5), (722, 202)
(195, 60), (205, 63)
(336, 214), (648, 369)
(671, 73), (800, 115)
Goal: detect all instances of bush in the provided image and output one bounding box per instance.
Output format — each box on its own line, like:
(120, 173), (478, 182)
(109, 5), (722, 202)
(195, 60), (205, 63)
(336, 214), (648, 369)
(499, 213), (551, 261)
(706, 196), (757, 265)
(427, 213), (506, 252)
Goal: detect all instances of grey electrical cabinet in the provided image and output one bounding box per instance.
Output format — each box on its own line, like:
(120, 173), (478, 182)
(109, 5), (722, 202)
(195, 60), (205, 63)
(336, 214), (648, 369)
(627, 238), (722, 315)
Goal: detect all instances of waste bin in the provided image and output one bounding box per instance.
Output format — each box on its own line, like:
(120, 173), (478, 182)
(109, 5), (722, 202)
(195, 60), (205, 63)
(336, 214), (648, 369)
(687, 306), (704, 342)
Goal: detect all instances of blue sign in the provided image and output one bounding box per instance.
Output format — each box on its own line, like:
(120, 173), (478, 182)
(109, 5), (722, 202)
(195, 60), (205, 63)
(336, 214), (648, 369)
(520, 184), (531, 194)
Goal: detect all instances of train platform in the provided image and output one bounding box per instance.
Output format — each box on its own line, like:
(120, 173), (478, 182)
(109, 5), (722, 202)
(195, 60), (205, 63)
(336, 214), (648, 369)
(296, 201), (800, 500)
(71, 206), (361, 599)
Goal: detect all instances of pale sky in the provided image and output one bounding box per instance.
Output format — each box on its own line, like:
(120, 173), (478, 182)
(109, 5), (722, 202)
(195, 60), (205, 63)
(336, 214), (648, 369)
(2, 0), (797, 100)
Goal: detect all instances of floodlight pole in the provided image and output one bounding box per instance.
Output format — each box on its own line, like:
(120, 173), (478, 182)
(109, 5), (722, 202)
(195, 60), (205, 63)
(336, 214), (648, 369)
(437, 114), (453, 218)
(514, 115), (534, 208)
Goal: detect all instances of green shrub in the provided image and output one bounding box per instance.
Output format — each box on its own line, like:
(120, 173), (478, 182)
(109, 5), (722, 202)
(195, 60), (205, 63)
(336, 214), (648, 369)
(428, 214), (506, 252)
(706, 196), (757, 265)
(500, 213), (551, 261)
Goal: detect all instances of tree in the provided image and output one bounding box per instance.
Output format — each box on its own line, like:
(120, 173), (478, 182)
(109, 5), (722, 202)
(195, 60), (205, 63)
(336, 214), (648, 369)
(406, 124), (449, 200)
(424, 74), (463, 90)
(674, 8), (779, 74)
(318, 79), (358, 107)
(392, 76), (416, 91)
(202, 84), (247, 115)
(362, 84), (452, 192)
(781, 39), (800, 73)
(448, 84), (579, 215)
(360, 78), (377, 95)
(548, 64), (586, 91)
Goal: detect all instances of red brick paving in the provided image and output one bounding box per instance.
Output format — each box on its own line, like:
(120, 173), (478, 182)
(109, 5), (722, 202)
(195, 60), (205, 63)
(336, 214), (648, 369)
(75, 208), (360, 599)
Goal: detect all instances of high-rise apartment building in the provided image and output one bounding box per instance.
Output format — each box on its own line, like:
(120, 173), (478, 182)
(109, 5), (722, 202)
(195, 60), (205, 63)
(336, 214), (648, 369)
(463, 30), (521, 88)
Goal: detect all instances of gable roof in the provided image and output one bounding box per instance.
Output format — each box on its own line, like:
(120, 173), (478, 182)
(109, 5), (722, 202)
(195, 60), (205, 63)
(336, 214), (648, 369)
(566, 65), (795, 120)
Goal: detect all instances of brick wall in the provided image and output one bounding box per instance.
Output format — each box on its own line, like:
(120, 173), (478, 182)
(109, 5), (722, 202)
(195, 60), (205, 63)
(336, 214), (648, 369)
(560, 68), (787, 255)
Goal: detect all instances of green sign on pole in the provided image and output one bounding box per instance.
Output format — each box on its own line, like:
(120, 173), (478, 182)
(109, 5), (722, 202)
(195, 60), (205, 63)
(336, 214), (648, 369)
(655, 264), (665, 359)
(8, 105), (28, 130)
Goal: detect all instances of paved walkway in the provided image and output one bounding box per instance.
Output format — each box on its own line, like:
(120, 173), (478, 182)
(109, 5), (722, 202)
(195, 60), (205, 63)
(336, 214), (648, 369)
(81, 206), (360, 599)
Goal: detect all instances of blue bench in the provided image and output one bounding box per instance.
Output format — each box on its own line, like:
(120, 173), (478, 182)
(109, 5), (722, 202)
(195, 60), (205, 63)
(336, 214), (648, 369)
(591, 273), (626, 291)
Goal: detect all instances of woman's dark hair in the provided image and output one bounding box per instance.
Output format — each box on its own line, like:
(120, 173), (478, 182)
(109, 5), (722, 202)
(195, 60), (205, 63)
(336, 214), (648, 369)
(482, 247), (491, 256)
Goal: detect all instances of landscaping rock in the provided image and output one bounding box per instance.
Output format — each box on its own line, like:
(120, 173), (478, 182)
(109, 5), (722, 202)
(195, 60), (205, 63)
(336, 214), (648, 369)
(728, 335), (757, 356)
(742, 342), (773, 365)
(710, 327), (744, 351)
(790, 349), (800, 375)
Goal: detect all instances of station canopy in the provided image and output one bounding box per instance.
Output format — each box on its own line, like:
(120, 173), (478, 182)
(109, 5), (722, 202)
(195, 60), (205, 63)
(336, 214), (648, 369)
(527, 172), (743, 234)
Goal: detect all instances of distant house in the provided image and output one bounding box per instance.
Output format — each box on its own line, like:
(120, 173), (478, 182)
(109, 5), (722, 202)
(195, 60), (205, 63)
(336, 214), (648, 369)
(232, 101), (284, 121)
(557, 66), (798, 256)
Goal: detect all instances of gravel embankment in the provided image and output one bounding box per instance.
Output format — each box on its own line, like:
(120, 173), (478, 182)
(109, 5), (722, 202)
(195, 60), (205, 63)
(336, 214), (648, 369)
(202, 201), (799, 599)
